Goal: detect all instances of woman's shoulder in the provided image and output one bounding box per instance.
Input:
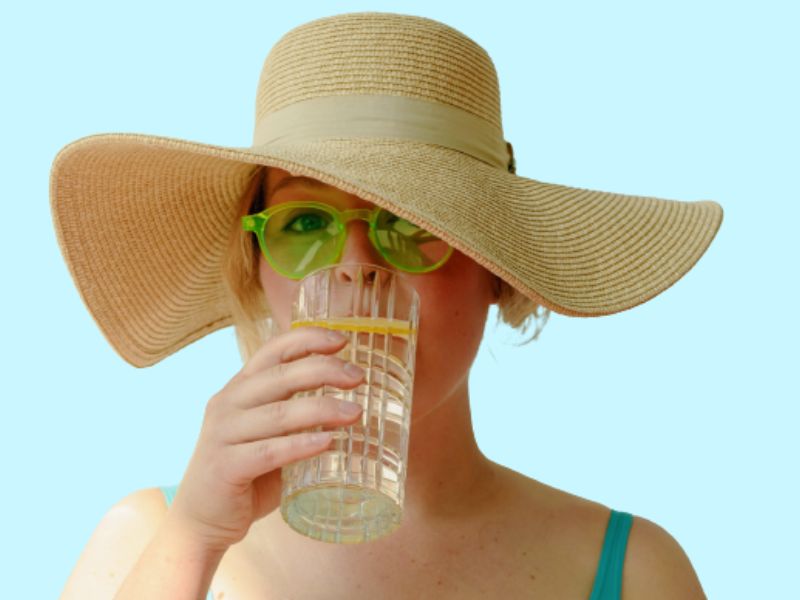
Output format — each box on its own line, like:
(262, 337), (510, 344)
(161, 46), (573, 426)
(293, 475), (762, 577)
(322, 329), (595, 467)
(126, 485), (174, 513)
(93, 486), (172, 531)
(103, 486), (173, 531)
(621, 513), (707, 598)
(474, 465), (609, 566)
(491, 462), (612, 531)
(58, 486), (175, 599)
(494, 464), (706, 598)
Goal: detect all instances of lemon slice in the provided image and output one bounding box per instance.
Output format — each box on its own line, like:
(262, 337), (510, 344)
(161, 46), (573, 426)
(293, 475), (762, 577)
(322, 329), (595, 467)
(291, 316), (413, 338)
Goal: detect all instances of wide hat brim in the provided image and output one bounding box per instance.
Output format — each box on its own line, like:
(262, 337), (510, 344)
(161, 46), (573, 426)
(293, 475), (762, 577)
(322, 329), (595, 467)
(50, 132), (723, 367)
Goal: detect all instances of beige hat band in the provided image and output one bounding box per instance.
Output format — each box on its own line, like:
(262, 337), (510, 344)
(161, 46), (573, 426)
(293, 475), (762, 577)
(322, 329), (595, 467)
(252, 94), (512, 170)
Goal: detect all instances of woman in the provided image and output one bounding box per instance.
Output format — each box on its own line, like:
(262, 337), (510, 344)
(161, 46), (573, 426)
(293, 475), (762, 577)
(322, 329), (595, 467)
(52, 12), (721, 599)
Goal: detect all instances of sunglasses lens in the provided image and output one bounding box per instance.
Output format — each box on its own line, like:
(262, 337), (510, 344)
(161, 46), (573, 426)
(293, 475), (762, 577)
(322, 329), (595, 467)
(374, 210), (451, 272)
(264, 205), (339, 278)
(261, 203), (452, 278)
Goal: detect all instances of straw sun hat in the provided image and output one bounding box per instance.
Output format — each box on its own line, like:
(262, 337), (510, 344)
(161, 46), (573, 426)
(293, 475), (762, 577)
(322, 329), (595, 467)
(49, 11), (723, 368)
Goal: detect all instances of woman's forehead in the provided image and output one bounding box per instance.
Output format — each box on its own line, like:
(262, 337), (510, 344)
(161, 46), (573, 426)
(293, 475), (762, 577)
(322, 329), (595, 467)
(269, 174), (331, 196)
(266, 173), (376, 210)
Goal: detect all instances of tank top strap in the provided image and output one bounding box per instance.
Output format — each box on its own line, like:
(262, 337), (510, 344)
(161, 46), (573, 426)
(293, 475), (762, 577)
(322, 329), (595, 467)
(159, 484), (179, 507)
(588, 509), (634, 600)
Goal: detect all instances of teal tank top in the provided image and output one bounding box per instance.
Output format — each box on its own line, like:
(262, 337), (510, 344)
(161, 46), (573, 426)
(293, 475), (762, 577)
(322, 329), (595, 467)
(159, 484), (632, 599)
(588, 509), (634, 599)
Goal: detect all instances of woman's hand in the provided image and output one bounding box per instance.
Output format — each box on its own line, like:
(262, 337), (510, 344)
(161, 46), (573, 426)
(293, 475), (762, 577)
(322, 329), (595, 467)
(167, 326), (364, 553)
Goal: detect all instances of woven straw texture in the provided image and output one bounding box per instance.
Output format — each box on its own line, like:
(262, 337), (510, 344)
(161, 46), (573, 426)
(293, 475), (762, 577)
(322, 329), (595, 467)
(49, 12), (724, 367)
(256, 12), (502, 132)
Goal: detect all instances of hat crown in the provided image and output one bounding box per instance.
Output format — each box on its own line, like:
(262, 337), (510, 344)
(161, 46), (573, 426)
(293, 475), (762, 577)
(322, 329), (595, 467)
(255, 12), (503, 133)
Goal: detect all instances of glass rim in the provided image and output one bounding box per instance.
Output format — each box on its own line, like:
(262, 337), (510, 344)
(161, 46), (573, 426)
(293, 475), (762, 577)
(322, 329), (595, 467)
(299, 261), (420, 289)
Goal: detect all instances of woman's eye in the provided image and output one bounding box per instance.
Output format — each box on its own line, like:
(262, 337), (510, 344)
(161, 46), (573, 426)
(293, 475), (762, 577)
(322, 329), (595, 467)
(284, 212), (328, 233)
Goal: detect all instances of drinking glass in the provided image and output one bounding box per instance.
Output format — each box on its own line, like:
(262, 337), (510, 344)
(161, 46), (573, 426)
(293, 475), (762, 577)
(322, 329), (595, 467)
(280, 262), (420, 544)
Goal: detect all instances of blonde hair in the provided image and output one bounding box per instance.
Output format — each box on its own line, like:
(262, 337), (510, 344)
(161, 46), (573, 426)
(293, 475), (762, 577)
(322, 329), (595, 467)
(222, 167), (550, 363)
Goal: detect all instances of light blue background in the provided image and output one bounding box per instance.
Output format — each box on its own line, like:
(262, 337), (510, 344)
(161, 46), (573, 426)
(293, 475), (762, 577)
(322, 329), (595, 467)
(2, 1), (797, 598)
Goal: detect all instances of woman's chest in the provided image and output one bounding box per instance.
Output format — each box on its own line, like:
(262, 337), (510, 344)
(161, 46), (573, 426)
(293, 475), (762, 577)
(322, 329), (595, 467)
(207, 506), (607, 599)
(209, 551), (595, 599)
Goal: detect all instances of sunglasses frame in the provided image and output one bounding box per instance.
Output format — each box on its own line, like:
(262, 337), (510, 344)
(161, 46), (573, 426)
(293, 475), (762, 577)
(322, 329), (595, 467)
(241, 200), (454, 279)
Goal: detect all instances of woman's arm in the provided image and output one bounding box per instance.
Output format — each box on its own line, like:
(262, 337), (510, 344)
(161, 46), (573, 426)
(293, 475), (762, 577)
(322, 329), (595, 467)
(59, 488), (226, 600)
(60, 327), (365, 599)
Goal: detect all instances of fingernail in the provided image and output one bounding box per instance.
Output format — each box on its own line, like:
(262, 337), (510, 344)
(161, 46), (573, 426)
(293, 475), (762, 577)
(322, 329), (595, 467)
(338, 400), (363, 416)
(343, 362), (365, 378)
(327, 330), (347, 343)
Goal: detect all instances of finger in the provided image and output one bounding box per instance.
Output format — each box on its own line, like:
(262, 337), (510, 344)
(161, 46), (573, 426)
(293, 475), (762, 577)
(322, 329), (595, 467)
(227, 430), (336, 483)
(239, 326), (350, 379)
(233, 353), (365, 410)
(222, 395), (363, 444)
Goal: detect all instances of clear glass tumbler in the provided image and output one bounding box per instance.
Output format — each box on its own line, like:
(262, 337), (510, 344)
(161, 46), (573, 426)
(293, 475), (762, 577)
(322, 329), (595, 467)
(280, 263), (420, 544)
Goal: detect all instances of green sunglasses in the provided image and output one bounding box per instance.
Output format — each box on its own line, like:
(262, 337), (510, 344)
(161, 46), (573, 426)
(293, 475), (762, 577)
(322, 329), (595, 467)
(241, 200), (454, 280)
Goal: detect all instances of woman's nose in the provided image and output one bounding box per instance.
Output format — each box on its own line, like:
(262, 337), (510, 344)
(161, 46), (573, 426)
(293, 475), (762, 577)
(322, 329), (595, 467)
(334, 220), (388, 284)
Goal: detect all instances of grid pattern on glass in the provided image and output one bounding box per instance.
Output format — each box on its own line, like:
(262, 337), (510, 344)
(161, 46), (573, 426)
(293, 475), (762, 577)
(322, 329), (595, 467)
(281, 265), (419, 543)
